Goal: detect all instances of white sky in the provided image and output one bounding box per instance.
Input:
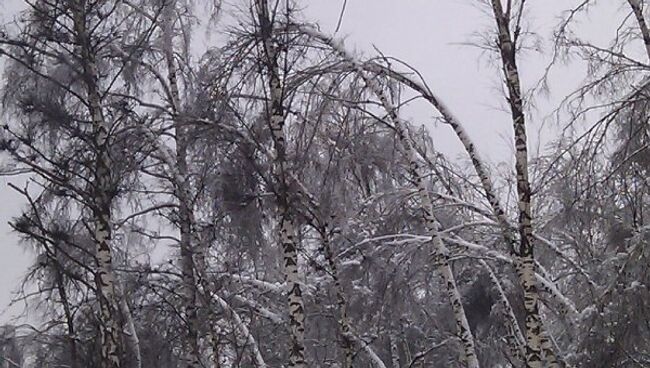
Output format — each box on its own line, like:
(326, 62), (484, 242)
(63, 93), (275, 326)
(0, 0), (633, 322)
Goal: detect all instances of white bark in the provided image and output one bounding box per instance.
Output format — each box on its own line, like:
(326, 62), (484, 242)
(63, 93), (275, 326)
(489, 1), (544, 366)
(255, 3), (307, 367)
(444, 235), (580, 318)
(363, 32), (574, 368)
(119, 297), (142, 368)
(212, 294), (267, 368)
(72, 2), (122, 366)
(364, 4), (563, 366)
(351, 335), (388, 368)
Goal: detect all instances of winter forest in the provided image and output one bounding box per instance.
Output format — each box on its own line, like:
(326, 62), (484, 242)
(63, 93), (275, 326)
(0, 0), (648, 367)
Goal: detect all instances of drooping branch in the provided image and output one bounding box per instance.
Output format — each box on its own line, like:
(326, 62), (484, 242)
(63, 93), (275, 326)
(296, 24), (480, 368)
(212, 294), (267, 368)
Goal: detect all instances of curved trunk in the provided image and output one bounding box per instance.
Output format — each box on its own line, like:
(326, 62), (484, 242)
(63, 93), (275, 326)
(367, 27), (576, 367)
(299, 26), (479, 368)
(212, 294), (267, 367)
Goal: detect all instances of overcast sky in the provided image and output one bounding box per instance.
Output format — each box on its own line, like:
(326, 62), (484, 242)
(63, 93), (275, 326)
(0, 0), (628, 323)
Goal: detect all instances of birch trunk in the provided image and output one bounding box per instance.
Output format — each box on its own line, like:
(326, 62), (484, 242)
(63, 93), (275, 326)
(540, 328), (565, 368)
(72, 2), (122, 366)
(320, 228), (354, 368)
(298, 26), (479, 368)
(489, 1), (543, 366)
(138, 115), (229, 367)
(161, 1), (201, 366)
(256, 3), (306, 367)
(120, 297), (142, 368)
(53, 256), (79, 368)
(212, 294), (267, 367)
(480, 260), (525, 362)
(367, 29), (573, 367)
(628, 0), (650, 61)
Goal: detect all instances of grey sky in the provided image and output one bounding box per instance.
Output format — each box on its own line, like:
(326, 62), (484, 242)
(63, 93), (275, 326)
(0, 0), (628, 323)
(0, 0), (30, 323)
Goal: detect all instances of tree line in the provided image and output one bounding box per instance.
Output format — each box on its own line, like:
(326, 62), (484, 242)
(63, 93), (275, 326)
(0, 0), (648, 367)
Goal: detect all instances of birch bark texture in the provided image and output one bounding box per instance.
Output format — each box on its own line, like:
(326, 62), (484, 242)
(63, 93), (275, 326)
(489, 1), (544, 367)
(480, 260), (525, 362)
(72, 1), (123, 366)
(255, 2), (306, 367)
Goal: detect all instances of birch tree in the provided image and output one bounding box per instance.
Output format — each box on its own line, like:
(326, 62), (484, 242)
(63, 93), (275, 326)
(0, 1), (158, 366)
(487, 1), (547, 366)
(254, 1), (307, 366)
(2, 1), (650, 367)
(292, 24), (481, 367)
(160, 1), (200, 364)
